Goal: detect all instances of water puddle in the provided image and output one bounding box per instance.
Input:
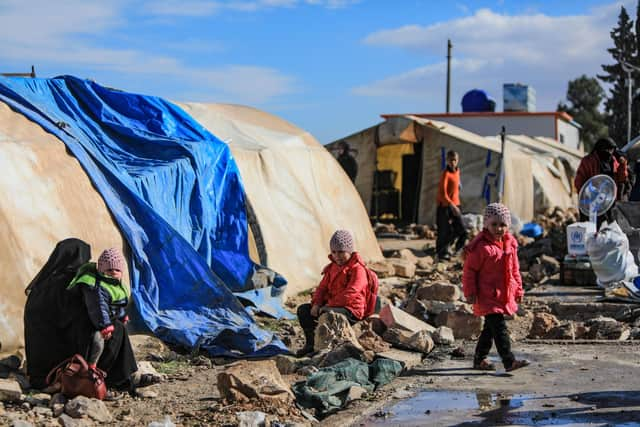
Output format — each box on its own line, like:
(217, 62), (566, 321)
(364, 390), (640, 426)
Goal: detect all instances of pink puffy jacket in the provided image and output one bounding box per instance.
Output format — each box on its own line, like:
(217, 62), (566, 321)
(462, 230), (524, 317)
(312, 252), (368, 320)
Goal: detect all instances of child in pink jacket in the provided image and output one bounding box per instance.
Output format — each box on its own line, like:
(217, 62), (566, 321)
(462, 203), (529, 372)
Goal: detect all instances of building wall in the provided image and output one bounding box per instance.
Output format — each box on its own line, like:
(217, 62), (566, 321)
(423, 115), (557, 139)
(557, 119), (580, 150)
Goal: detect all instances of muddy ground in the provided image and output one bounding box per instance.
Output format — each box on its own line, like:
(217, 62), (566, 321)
(3, 237), (640, 426)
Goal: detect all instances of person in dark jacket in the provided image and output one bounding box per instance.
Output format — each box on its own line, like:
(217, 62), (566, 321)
(24, 238), (91, 389)
(336, 141), (358, 183)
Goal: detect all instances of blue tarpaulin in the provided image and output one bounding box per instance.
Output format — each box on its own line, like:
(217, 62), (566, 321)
(0, 75), (290, 357)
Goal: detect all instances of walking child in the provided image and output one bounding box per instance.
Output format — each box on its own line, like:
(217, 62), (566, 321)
(462, 203), (529, 372)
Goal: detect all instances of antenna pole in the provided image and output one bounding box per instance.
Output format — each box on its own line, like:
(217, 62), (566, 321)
(446, 39), (452, 113)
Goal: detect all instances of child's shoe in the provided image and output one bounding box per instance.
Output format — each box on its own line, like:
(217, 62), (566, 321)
(505, 359), (530, 372)
(472, 358), (495, 371)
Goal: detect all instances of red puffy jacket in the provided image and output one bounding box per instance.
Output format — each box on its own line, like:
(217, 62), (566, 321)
(311, 252), (368, 320)
(574, 151), (628, 196)
(462, 230), (523, 317)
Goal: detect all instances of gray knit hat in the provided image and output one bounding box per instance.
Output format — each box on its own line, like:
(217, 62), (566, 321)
(330, 230), (355, 253)
(97, 248), (125, 274)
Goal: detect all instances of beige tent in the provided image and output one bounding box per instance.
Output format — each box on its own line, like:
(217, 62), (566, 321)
(0, 100), (381, 351)
(178, 103), (382, 297)
(328, 115), (582, 225)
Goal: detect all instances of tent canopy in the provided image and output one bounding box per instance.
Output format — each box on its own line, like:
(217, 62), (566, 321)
(329, 115), (582, 224)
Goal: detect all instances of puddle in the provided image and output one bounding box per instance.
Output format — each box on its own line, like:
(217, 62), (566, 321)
(365, 390), (640, 426)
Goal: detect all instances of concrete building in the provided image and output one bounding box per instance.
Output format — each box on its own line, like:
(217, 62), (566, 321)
(382, 111), (582, 151)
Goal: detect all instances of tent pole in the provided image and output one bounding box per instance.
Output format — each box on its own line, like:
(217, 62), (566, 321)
(498, 126), (506, 203)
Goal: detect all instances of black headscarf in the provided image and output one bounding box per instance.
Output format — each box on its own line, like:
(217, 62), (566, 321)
(25, 238), (91, 295)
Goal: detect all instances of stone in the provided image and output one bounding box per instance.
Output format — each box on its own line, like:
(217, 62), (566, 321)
(314, 311), (364, 353)
(389, 259), (416, 278)
(367, 260), (396, 278)
(377, 349), (422, 370)
(237, 411), (267, 427)
(0, 379), (22, 402)
(50, 393), (66, 408)
(355, 326), (391, 353)
(382, 328), (434, 354)
(397, 249), (418, 264)
(528, 312), (560, 338)
(64, 396), (112, 423)
(353, 316), (387, 337)
(274, 355), (301, 375)
(416, 282), (461, 302)
(403, 298), (428, 320)
(345, 386), (368, 404)
(434, 311), (483, 339)
(432, 326), (455, 345)
(134, 361), (166, 385)
(129, 334), (171, 361)
(422, 300), (466, 315)
(379, 304), (436, 334)
(317, 342), (372, 368)
(435, 263), (448, 273)
(136, 388), (158, 399)
(546, 322), (575, 340)
(52, 403), (65, 417)
(25, 393), (50, 407)
(57, 414), (92, 427)
(528, 264), (546, 283)
(539, 255), (561, 275)
(416, 256), (434, 269)
(33, 406), (53, 417)
(217, 360), (294, 403)
(585, 317), (630, 340)
(11, 421), (33, 427)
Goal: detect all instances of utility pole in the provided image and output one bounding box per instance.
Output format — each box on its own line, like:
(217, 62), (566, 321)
(498, 126), (506, 203)
(446, 39), (452, 113)
(621, 61), (640, 144)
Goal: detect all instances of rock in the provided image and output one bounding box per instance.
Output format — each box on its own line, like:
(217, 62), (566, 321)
(317, 342), (373, 368)
(382, 328), (434, 354)
(422, 300), (466, 315)
(403, 298), (428, 320)
(416, 256), (434, 269)
(274, 355), (301, 375)
(379, 304), (436, 334)
(546, 322), (575, 340)
(389, 259), (416, 278)
(367, 260), (396, 278)
(377, 349), (422, 370)
(355, 326), (391, 353)
(11, 421), (33, 427)
(297, 365), (318, 376)
(539, 255), (560, 275)
(237, 411), (267, 427)
(585, 317), (630, 340)
(345, 386), (368, 404)
(52, 403), (65, 417)
(416, 282), (461, 302)
(50, 393), (66, 408)
(136, 388), (158, 399)
(33, 406), (53, 417)
(432, 326), (455, 345)
(0, 378), (22, 402)
(25, 393), (50, 407)
(528, 263), (546, 283)
(435, 263), (448, 273)
(217, 360), (294, 403)
(0, 355), (21, 371)
(434, 311), (483, 339)
(528, 312), (560, 338)
(134, 361), (166, 385)
(129, 334), (171, 361)
(354, 316), (387, 337)
(58, 414), (92, 427)
(397, 249), (418, 264)
(64, 396), (112, 423)
(314, 311), (364, 353)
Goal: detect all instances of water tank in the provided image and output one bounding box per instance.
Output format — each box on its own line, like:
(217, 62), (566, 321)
(503, 83), (536, 112)
(461, 89), (496, 112)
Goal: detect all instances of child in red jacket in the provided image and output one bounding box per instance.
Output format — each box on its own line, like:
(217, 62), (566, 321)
(296, 229), (370, 356)
(462, 203), (529, 372)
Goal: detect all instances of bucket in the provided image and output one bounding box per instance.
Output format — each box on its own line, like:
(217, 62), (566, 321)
(566, 222), (596, 256)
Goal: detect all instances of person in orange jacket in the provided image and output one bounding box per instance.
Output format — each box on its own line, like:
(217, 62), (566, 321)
(296, 230), (369, 356)
(436, 150), (468, 260)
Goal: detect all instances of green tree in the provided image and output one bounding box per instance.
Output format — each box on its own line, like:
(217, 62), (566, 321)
(558, 76), (608, 152)
(599, 6), (637, 146)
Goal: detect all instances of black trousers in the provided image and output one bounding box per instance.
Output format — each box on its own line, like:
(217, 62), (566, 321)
(297, 303), (357, 333)
(474, 313), (514, 368)
(436, 206), (468, 258)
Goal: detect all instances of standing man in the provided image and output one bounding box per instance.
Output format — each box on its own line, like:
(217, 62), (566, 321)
(436, 150), (468, 260)
(337, 141), (358, 183)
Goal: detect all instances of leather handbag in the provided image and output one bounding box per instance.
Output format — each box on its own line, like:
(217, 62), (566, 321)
(46, 354), (107, 400)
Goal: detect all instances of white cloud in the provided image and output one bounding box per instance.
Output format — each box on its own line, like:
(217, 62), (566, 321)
(144, 1), (222, 16)
(356, 2), (636, 110)
(142, 0), (357, 16)
(0, 0), (295, 104)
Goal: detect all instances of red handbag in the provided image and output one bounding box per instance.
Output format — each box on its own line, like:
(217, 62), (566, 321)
(46, 354), (107, 400)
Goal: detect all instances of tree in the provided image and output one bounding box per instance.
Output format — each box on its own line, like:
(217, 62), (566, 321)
(558, 76), (608, 152)
(599, 6), (637, 146)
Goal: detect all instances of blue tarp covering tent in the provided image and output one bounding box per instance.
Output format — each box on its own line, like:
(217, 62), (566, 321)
(0, 75), (290, 357)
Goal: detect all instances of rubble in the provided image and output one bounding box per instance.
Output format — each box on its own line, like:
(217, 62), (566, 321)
(434, 309), (483, 339)
(314, 311), (364, 353)
(415, 281), (461, 302)
(0, 379), (22, 402)
(529, 312), (561, 338)
(64, 396), (112, 423)
(379, 305), (436, 334)
(382, 328), (434, 354)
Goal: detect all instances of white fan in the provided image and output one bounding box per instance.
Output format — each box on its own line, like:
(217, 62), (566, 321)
(578, 174), (617, 224)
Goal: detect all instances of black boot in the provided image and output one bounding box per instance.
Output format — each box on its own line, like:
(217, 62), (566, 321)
(296, 328), (315, 357)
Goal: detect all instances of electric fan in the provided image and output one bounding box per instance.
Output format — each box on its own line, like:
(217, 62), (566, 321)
(578, 174), (617, 224)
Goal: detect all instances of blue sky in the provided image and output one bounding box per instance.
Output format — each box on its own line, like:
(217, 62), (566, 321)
(0, 0), (634, 143)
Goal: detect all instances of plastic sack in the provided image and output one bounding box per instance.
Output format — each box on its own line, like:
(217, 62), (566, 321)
(510, 213), (523, 235)
(586, 221), (639, 287)
(148, 416), (176, 427)
(462, 214), (484, 233)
